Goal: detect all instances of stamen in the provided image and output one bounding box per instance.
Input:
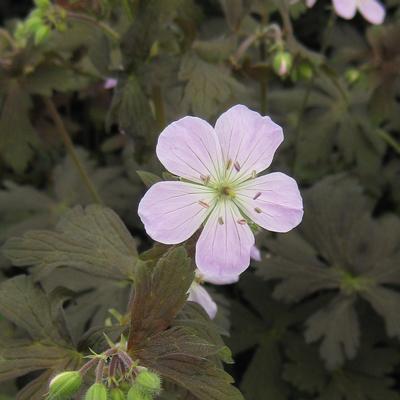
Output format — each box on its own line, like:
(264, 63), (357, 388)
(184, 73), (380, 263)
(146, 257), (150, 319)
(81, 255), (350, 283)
(254, 207), (262, 213)
(234, 161), (241, 172)
(253, 192), (262, 200)
(251, 170), (257, 179)
(199, 200), (210, 208)
(218, 217), (224, 225)
(226, 159), (233, 170)
(200, 174), (210, 185)
(237, 219), (247, 225)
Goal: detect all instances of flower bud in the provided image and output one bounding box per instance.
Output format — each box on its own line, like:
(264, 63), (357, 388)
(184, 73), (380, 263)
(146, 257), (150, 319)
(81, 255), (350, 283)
(273, 51), (293, 77)
(84, 383), (108, 400)
(345, 68), (361, 85)
(127, 385), (152, 400)
(110, 387), (126, 400)
(47, 371), (83, 400)
(135, 370), (161, 395)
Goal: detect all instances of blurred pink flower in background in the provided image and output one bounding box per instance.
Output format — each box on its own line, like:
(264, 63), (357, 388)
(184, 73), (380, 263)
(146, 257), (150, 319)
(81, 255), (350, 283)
(138, 105), (303, 280)
(104, 78), (118, 90)
(306, 0), (385, 25)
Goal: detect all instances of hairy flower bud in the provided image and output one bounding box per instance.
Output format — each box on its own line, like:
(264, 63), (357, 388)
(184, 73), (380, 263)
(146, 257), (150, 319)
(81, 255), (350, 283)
(84, 383), (108, 400)
(135, 370), (161, 395)
(127, 385), (152, 400)
(273, 51), (293, 77)
(110, 387), (126, 400)
(47, 371), (83, 400)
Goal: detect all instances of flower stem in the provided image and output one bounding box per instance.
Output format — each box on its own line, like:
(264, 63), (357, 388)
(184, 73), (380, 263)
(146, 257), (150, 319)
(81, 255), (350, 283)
(95, 360), (105, 383)
(44, 97), (103, 205)
(377, 129), (400, 155)
(66, 11), (120, 42)
(152, 85), (166, 131)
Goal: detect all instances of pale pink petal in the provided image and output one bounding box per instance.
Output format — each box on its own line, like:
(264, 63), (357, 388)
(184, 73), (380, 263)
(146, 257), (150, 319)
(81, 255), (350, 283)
(214, 105), (283, 183)
(250, 245), (262, 262)
(332, 0), (357, 19)
(138, 181), (215, 244)
(104, 78), (118, 89)
(235, 172), (303, 233)
(156, 116), (224, 184)
(188, 283), (217, 319)
(306, 0), (317, 7)
(200, 271), (239, 285)
(196, 201), (255, 277)
(358, 0), (385, 24)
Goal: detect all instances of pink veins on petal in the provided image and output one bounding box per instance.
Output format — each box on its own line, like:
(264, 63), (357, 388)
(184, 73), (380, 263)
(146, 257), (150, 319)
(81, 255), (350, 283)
(138, 104), (304, 279)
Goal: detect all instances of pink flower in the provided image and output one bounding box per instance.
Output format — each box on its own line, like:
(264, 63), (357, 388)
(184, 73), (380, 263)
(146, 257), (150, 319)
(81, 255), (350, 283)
(250, 245), (262, 262)
(306, 0), (385, 25)
(188, 270), (238, 319)
(138, 105), (303, 279)
(104, 78), (118, 90)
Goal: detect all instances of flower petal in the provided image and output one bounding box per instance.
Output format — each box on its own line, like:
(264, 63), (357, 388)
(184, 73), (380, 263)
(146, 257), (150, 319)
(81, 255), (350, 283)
(214, 105), (283, 183)
(235, 172), (303, 233)
(306, 0), (317, 7)
(156, 116), (224, 184)
(332, 0), (357, 19)
(358, 0), (385, 24)
(188, 283), (217, 319)
(199, 270), (239, 285)
(250, 245), (262, 262)
(138, 181), (215, 244)
(196, 200), (255, 277)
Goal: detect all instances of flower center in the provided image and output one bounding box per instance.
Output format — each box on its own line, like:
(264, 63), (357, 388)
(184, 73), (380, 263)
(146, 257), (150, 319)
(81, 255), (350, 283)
(218, 185), (235, 199)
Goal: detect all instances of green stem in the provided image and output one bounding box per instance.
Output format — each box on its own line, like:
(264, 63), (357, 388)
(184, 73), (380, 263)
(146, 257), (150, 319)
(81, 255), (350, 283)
(152, 85), (166, 130)
(67, 11), (120, 42)
(44, 97), (103, 205)
(377, 129), (400, 155)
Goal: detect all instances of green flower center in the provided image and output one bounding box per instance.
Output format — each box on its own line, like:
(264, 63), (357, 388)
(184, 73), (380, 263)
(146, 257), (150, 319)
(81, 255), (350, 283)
(217, 185), (235, 199)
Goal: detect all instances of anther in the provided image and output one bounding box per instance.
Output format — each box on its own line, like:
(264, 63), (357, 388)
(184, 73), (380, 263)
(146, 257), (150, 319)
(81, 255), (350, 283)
(234, 161), (241, 172)
(218, 217), (224, 225)
(237, 219), (247, 225)
(200, 174), (210, 184)
(199, 200), (210, 208)
(226, 159), (233, 170)
(251, 170), (257, 179)
(254, 207), (262, 213)
(253, 192), (262, 200)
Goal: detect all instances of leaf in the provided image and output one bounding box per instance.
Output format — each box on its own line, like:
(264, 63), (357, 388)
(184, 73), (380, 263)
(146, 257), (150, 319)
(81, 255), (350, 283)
(137, 327), (243, 400)
(179, 53), (244, 118)
(0, 80), (39, 172)
(128, 247), (194, 349)
(136, 170), (162, 187)
(304, 296), (360, 370)
(0, 275), (68, 344)
(0, 276), (81, 398)
(257, 177), (400, 367)
(22, 64), (90, 96)
(106, 74), (156, 160)
(3, 205), (138, 280)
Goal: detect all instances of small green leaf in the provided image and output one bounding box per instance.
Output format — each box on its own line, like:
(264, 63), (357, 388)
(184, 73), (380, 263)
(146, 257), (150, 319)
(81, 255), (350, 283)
(136, 170), (162, 187)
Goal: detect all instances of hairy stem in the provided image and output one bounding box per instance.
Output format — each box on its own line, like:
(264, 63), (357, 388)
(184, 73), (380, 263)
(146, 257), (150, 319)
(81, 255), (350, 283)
(44, 97), (103, 204)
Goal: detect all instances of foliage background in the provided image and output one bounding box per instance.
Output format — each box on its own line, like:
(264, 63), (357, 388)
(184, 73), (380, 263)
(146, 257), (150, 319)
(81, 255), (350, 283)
(0, 0), (400, 399)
